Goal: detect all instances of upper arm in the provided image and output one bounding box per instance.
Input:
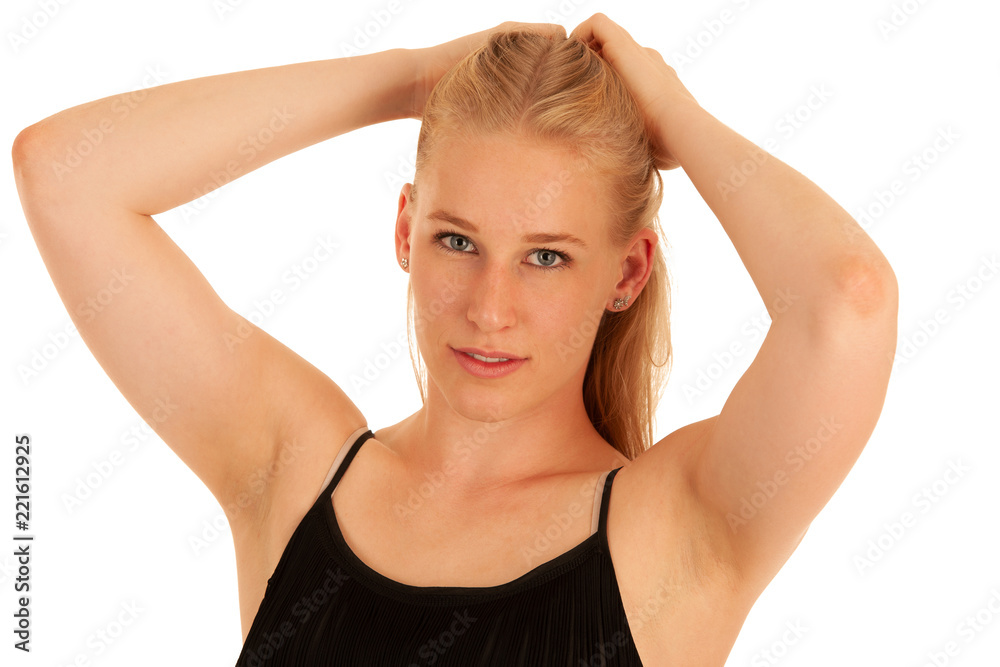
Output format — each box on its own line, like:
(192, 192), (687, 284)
(622, 260), (898, 593)
(685, 262), (898, 588)
(13, 124), (367, 526)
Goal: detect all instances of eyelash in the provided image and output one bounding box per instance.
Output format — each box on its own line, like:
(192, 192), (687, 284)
(432, 230), (572, 272)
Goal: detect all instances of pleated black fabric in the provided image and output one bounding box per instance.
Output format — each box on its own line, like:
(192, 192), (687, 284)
(235, 430), (643, 666)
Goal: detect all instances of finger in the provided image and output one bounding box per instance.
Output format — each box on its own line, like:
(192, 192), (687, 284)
(569, 16), (596, 45)
(571, 12), (634, 50)
(569, 12), (616, 45)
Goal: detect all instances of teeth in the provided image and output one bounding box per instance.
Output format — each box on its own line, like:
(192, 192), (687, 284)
(466, 352), (510, 363)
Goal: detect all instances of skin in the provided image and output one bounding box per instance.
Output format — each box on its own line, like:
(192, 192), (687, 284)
(388, 131), (656, 505)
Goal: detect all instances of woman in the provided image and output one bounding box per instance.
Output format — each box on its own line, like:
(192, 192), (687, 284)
(13, 12), (897, 666)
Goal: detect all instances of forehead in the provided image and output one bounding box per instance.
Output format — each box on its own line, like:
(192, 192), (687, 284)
(418, 133), (609, 243)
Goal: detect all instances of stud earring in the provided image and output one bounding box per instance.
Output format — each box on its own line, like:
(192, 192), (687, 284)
(613, 295), (630, 310)
(400, 257), (408, 269)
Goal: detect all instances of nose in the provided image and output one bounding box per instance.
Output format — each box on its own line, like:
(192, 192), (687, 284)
(466, 262), (518, 332)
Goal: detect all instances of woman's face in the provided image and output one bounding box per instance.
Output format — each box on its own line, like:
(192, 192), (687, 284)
(396, 132), (629, 422)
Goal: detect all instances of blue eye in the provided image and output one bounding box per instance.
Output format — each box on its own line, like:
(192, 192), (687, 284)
(432, 231), (571, 272)
(532, 249), (563, 269)
(441, 234), (472, 253)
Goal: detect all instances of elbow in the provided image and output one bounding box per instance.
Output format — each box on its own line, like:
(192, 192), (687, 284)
(13, 122), (73, 234)
(831, 254), (898, 320)
(12, 122), (51, 188)
(12, 125), (36, 184)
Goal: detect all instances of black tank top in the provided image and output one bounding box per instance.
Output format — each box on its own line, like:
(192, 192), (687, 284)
(235, 428), (643, 666)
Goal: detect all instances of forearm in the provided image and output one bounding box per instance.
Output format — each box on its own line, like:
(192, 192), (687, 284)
(659, 99), (896, 321)
(18, 47), (415, 215)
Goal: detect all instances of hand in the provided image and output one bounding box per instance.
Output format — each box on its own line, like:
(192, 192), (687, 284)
(571, 13), (698, 170)
(408, 20), (567, 120)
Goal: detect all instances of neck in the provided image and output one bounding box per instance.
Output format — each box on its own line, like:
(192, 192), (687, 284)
(384, 379), (626, 506)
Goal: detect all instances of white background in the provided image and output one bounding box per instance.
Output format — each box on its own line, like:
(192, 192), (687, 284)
(2, 0), (999, 665)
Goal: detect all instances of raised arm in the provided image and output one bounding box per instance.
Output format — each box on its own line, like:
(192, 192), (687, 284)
(16, 50), (418, 215)
(571, 13), (897, 591)
(11, 47), (420, 523)
(12, 21), (567, 532)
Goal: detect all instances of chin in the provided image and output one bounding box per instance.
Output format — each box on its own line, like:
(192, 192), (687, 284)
(428, 356), (512, 422)
(446, 382), (511, 423)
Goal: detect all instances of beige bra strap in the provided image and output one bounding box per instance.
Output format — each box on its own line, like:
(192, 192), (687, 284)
(590, 469), (612, 536)
(314, 426), (371, 504)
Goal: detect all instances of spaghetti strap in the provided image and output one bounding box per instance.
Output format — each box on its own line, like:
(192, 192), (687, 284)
(313, 426), (373, 505)
(590, 469), (612, 536)
(597, 466), (624, 554)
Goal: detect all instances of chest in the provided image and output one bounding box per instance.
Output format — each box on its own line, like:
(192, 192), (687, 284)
(329, 456), (749, 665)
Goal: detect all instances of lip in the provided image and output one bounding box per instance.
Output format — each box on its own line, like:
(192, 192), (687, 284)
(453, 346), (525, 361)
(451, 348), (527, 379)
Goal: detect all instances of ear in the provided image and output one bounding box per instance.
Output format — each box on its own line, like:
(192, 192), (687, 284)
(610, 228), (658, 309)
(395, 183), (414, 268)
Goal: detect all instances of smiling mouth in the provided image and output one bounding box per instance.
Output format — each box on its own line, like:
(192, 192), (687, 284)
(463, 351), (510, 362)
(452, 346), (526, 362)
(451, 348), (528, 378)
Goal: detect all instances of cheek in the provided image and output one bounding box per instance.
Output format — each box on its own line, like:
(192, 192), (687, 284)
(409, 261), (472, 349)
(541, 301), (606, 366)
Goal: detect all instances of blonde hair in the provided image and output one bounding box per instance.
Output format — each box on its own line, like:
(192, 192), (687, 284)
(405, 29), (673, 460)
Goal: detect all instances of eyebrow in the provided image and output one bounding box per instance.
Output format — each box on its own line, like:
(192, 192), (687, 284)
(427, 209), (589, 249)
